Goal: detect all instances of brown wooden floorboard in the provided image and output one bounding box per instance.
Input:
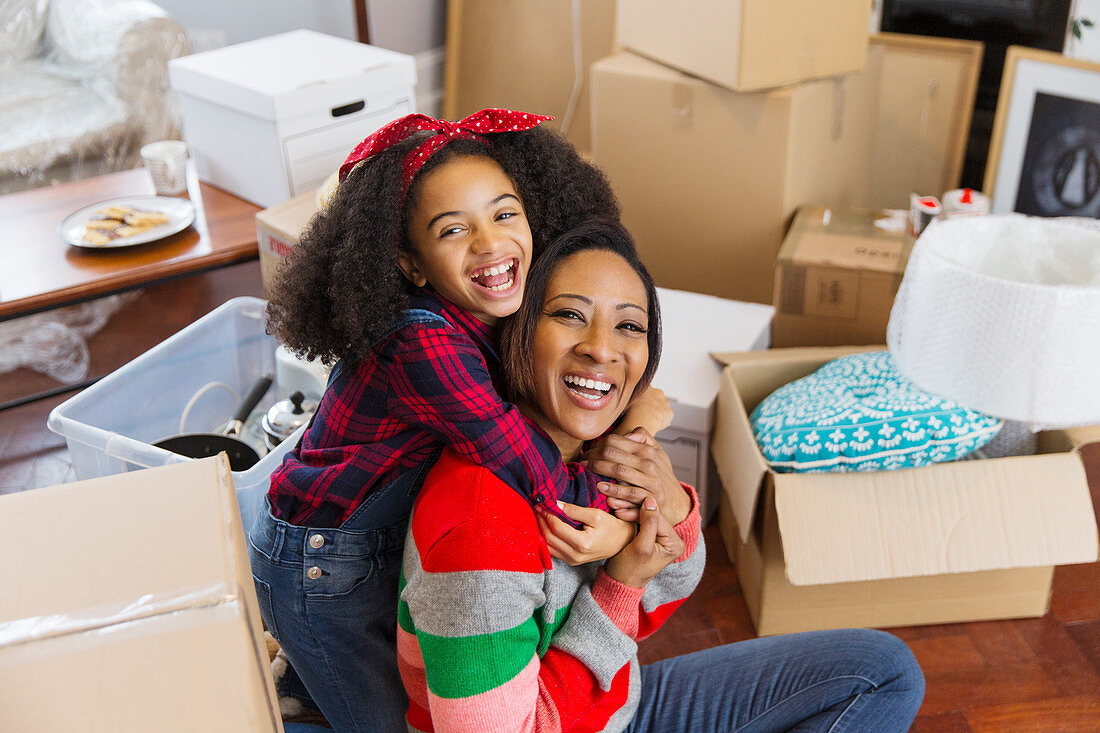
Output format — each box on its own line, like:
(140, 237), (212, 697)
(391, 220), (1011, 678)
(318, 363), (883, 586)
(2, 260), (1099, 732)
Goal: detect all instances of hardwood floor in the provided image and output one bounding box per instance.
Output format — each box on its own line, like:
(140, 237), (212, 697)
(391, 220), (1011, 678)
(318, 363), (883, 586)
(2, 260), (1098, 732)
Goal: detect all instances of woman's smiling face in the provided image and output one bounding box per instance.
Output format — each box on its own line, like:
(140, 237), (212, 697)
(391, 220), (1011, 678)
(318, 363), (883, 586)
(527, 249), (651, 456)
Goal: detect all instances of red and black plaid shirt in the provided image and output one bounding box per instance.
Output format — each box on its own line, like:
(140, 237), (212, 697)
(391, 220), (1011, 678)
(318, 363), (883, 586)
(268, 289), (608, 528)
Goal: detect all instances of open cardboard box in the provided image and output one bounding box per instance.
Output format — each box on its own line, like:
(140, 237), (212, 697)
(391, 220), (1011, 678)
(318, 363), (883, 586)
(711, 346), (1100, 636)
(0, 456), (282, 732)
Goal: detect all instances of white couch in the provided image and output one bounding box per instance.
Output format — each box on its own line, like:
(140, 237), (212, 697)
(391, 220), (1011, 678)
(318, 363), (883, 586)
(0, 0), (189, 194)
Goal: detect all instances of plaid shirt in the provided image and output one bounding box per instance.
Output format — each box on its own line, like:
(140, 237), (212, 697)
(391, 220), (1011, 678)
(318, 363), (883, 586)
(268, 288), (608, 528)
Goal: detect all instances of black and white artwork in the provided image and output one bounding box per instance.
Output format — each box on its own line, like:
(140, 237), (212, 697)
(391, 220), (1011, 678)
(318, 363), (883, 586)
(1015, 91), (1100, 218)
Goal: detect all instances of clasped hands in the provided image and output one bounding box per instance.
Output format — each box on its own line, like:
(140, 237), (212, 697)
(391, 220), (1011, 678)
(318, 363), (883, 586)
(536, 427), (691, 588)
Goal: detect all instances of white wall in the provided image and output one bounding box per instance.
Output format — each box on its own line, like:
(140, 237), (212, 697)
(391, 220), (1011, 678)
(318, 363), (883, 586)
(156, 0), (444, 55)
(369, 0), (446, 55)
(1067, 0), (1100, 61)
(155, 0), (357, 51)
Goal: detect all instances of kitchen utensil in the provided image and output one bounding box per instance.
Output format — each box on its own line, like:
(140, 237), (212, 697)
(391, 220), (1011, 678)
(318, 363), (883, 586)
(261, 390), (317, 450)
(154, 374), (272, 471)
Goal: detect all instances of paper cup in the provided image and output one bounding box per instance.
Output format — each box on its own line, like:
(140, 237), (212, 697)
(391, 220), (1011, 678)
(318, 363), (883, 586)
(140, 140), (189, 195)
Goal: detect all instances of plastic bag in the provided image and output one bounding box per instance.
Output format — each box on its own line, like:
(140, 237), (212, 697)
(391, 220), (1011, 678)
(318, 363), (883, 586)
(0, 292), (139, 382)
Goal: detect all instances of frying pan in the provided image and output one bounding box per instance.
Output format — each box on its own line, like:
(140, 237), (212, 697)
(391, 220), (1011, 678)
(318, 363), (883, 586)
(154, 374), (273, 471)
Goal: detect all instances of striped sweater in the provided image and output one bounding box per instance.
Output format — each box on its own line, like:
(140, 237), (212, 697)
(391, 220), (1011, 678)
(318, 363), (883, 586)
(397, 449), (704, 732)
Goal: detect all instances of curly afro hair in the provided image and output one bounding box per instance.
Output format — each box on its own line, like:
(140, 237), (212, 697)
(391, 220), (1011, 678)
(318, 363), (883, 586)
(266, 126), (620, 365)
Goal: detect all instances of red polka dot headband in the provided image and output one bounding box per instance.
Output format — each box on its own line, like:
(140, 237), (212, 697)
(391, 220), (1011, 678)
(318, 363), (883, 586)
(337, 108), (554, 196)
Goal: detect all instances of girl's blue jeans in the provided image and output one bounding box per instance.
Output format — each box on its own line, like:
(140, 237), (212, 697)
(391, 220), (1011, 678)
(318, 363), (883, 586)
(247, 456), (438, 733)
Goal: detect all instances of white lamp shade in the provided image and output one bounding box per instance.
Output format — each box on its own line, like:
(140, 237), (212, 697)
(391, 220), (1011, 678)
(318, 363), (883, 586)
(887, 214), (1100, 428)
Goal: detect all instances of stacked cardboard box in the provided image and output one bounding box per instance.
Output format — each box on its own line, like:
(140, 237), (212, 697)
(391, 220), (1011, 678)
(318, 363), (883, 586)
(772, 205), (914, 347)
(591, 17), (981, 305)
(616, 0), (871, 91)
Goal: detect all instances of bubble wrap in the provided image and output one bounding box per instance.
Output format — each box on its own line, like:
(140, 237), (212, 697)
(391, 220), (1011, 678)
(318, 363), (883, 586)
(0, 292), (138, 382)
(887, 214), (1100, 429)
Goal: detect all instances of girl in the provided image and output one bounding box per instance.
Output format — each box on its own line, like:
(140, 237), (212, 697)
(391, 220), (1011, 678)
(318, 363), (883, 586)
(399, 219), (925, 732)
(249, 110), (666, 732)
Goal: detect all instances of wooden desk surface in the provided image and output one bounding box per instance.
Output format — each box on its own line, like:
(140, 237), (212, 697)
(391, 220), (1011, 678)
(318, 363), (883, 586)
(0, 167), (261, 321)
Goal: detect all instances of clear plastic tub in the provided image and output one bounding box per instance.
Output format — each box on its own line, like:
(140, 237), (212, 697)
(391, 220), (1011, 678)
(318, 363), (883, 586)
(47, 297), (306, 532)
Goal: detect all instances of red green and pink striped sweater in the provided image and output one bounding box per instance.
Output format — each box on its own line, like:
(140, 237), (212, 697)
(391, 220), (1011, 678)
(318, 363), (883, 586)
(397, 449), (704, 732)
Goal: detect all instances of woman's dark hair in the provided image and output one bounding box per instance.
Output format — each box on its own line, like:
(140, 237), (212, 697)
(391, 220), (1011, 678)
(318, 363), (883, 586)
(500, 219), (662, 404)
(266, 126), (620, 365)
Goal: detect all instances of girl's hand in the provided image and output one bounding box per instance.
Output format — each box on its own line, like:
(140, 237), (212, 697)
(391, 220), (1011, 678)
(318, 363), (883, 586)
(585, 428), (692, 526)
(536, 502), (636, 566)
(615, 386), (673, 436)
(604, 497), (684, 588)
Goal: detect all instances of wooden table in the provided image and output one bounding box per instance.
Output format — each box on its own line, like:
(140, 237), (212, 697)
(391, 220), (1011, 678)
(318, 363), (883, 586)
(0, 166), (261, 322)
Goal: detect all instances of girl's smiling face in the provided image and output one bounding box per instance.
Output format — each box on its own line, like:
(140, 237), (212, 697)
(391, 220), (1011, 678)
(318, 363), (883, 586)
(524, 249), (651, 459)
(400, 155), (533, 325)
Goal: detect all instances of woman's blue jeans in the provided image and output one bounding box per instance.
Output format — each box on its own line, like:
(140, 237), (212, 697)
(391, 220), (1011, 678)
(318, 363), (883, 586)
(626, 628), (925, 732)
(247, 456), (438, 733)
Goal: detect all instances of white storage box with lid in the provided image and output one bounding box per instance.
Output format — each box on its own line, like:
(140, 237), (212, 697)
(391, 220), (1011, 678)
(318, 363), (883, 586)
(651, 288), (774, 521)
(168, 29), (416, 207)
(47, 297), (305, 533)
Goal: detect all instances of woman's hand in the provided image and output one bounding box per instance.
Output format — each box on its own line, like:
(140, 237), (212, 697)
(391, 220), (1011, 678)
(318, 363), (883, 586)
(584, 428), (692, 526)
(603, 497), (685, 588)
(615, 386), (673, 436)
(536, 502), (636, 566)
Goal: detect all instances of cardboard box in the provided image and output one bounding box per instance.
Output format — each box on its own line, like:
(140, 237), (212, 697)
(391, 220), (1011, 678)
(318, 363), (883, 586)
(443, 0), (615, 154)
(710, 346), (1100, 636)
(169, 30), (416, 207)
(0, 457), (282, 732)
(651, 288), (773, 521)
(616, 0), (871, 92)
(256, 190), (320, 297)
(772, 205), (914, 347)
(590, 34), (981, 305)
(591, 50), (876, 305)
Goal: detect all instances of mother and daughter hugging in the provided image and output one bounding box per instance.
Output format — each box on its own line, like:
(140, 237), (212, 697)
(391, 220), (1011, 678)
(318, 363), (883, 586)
(248, 109), (926, 733)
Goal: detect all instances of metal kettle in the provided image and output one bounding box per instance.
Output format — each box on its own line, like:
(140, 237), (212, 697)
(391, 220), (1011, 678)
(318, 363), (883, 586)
(261, 390), (317, 450)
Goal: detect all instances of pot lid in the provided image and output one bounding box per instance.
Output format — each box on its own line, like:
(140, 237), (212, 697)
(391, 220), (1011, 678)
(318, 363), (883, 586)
(262, 391), (317, 441)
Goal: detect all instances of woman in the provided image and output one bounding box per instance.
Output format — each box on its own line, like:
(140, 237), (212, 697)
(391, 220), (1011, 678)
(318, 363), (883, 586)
(398, 220), (925, 732)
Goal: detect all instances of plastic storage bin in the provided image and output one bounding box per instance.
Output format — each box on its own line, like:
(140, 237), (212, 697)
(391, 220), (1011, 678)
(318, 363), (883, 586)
(47, 297), (306, 532)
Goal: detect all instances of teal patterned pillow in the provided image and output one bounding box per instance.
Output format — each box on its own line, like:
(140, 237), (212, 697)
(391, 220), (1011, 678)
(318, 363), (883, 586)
(750, 351), (1003, 473)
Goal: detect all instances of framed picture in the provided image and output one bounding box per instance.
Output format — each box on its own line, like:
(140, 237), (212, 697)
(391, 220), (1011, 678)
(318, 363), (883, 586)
(985, 46), (1100, 217)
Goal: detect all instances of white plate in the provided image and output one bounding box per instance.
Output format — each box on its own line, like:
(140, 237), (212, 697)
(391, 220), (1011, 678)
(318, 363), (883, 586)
(59, 196), (196, 249)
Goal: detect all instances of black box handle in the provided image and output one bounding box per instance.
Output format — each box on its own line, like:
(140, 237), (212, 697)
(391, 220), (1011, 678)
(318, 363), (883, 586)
(331, 100), (365, 117)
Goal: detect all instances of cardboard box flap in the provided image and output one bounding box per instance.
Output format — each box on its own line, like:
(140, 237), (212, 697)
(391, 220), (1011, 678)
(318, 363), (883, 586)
(774, 453), (1100, 586)
(779, 205), (913, 274)
(711, 345), (881, 368)
(712, 366), (770, 543)
(711, 347), (883, 543)
(1062, 424), (1100, 450)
